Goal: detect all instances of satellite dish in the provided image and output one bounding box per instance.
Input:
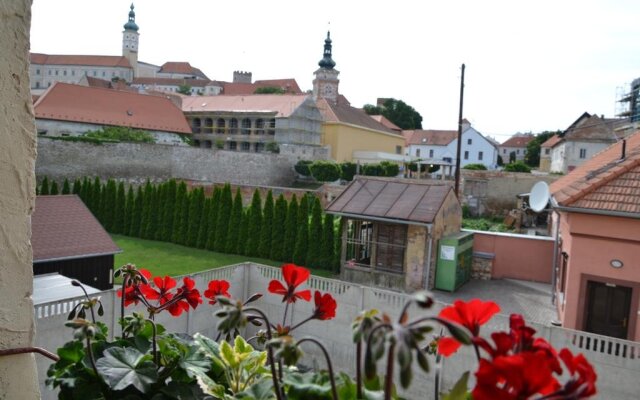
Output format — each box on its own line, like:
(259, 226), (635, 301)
(529, 181), (550, 212)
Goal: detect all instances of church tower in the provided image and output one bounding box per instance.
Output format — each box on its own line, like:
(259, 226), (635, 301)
(122, 3), (139, 77)
(312, 31), (340, 103)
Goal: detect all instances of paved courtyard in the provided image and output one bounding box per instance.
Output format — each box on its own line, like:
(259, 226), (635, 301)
(432, 278), (557, 324)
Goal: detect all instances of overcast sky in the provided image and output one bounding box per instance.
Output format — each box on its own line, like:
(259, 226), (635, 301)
(30, 0), (640, 140)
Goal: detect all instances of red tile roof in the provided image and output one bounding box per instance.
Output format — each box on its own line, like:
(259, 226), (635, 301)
(541, 134), (562, 148)
(32, 195), (121, 262)
(563, 113), (626, 141)
(326, 176), (454, 224)
(30, 53), (132, 68)
(132, 77), (221, 88)
(221, 79), (302, 95)
(159, 62), (209, 79)
(405, 129), (458, 146)
(181, 94), (310, 117)
(550, 130), (640, 213)
(316, 98), (399, 135)
(501, 135), (534, 147)
(370, 115), (401, 132)
(34, 82), (191, 134)
(85, 76), (112, 89)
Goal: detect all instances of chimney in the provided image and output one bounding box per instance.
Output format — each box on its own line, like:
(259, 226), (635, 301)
(621, 139), (627, 160)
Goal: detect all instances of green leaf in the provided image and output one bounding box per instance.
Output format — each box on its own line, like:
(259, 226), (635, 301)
(179, 345), (211, 378)
(416, 349), (430, 374)
(194, 371), (226, 398)
(441, 371), (470, 400)
(284, 372), (332, 400)
(56, 341), (85, 367)
(235, 378), (275, 400)
(219, 340), (238, 368)
(95, 347), (158, 393)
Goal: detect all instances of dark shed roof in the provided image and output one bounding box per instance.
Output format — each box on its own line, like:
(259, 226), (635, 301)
(325, 177), (454, 224)
(32, 195), (121, 262)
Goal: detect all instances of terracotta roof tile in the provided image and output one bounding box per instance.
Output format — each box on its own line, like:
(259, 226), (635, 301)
(32, 195), (121, 262)
(159, 62), (209, 79)
(406, 129), (458, 146)
(221, 79), (302, 95)
(501, 135), (534, 147)
(34, 82), (190, 134)
(132, 77), (221, 88)
(563, 113), (627, 141)
(30, 53), (132, 68)
(326, 176), (453, 224)
(550, 130), (640, 213)
(181, 94), (310, 117)
(370, 115), (401, 131)
(541, 134), (562, 148)
(316, 98), (399, 135)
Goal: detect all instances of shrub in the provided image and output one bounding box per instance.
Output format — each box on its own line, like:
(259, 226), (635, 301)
(309, 160), (341, 182)
(294, 160), (312, 176)
(380, 161), (400, 177)
(265, 141), (280, 153)
(214, 139), (225, 149)
(84, 126), (155, 143)
(339, 161), (357, 181)
(463, 163), (487, 170)
(504, 161), (532, 173)
(361, 163), (382, 176)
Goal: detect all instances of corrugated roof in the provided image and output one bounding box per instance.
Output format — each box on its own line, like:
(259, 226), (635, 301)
(34, 82), (191, 134)
(406, 129), (458, 146)
(33, 273), (101, 304)
(181, 94), (310, 117)
(30, 53), (132, 68)
(501, 135), (534, 147)
(316, 98), (399, 135)
(325, 177), (454, 224)
(32, 195), (121, 262)
(551, 130), (640, 213)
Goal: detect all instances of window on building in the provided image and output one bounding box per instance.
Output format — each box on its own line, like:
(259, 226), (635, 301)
(395, 146), (402, 155)
(429, 149), (434, 158)
(517, 149), (520, 154)
(229, 118), (239, 134)
(48, 70), (51, 76)
(204, 140), (212, 149)
(102, 71), (106, 77)
(191, 118), (202, 134)
(478, 151), (483, 160)
(255, 119), (265, 135)
(216, 118), (226, 134)
(93, 71), (97, 76)
(228, 141), (237, 150)
(579, 148), (587, 159)
(193, 139), (201, 147)
(416, 149), (421, 157)
(55, 70), (59, 76)
(203, 118), (213, 134)
(241, 142), (251, 151)
(241, 118), (251, 135)
(36, 69), (40, 75)
(545, 148), (550, 155)
(71, 70), (75, 76)
(63, 70), (67, 76)
(503, 148), (506, 154)
(467, 138), (472, 145)
(35, 82), (40, 89)
(268, 118), (276, 135)
(47, 82), (51, 87)
(375, 223), (407, 273)
(346, 220), (373, 267)
(464, 151), (469, 160)
(255, 142), (265, 152)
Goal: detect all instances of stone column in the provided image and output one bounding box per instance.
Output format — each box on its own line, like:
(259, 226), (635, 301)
(0, 0), (41, 398)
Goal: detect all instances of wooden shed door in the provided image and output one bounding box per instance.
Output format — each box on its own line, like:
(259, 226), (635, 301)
(375, 224), (406, 273)
(585, 281), (631, 339)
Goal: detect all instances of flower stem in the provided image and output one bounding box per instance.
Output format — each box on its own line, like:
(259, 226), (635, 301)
(298, 338), (339, 400)
(86, 337), (99, 378)
(384, 342), (395, 400)
(148, 319), (158, 366)
(245, 307), (283, 400)
(282, 301), (290, 326)
(289, 316), (313, 332)
(120, 276), (128, 337)
(356, 341), (363, 399)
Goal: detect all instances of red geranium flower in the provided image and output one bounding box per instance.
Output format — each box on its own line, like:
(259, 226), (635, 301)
(165, 277), (202, 317)
(312, 291), (337, 320)
(204, 280), (231, 305)
(268, 264), (312, 303)
(437, 299), (500, 357)
(557, 348), (597, 398)
(117, 269), (152, 306)
(142, 276), (176, 305)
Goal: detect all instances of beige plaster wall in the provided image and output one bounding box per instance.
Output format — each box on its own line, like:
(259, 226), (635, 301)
(0, 0), (41, 398)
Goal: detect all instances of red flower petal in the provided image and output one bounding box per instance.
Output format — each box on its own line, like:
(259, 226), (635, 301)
(438, 337), (462, 357)
(294, 289), (312, 302)
(282, 264), (310, 288)
(268, 279), (287, 295)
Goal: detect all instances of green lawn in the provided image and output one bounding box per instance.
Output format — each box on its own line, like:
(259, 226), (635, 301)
(111, 235), (335, 279)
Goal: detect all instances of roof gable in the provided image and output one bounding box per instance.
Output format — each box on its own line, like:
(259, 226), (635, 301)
(551, 130), (640, 213)
(563, 113), (626, 141)
(325, 177), (454, 224)
(30, 53), (132, 68)
(34, 82), (191, 134)
(501, 135), (534, 148)
(32, 195), (121, 262)
(181, 94), (311, 117)
(316, 99), (399, 135)
(406, 129), (457, 146)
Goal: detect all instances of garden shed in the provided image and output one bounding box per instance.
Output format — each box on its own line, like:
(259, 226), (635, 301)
(326, 176), (462, 292)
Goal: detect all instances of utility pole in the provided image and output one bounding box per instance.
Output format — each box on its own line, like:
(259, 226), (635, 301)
(454, 63), (465, 198)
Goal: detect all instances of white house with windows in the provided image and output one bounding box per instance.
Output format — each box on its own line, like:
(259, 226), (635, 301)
(404, 120), (498, 171)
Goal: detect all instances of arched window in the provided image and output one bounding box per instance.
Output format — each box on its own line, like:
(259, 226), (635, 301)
(216, 118), (226, 134)
(255, 119), (265, 135)
(192, 118), (202, 134)
(204, 118), (213, 134)
(241, 118), (251, 135)
(229, 118), (238, 134)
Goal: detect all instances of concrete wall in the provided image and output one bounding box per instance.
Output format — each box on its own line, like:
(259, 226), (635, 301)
(34, 263), (640, 400)
(0, 0), (41, 397)
(461, 170), (559, 216)
(466, 230), (554, 283)
(323, 122), (405, 163)
(36, 139), (328, 187)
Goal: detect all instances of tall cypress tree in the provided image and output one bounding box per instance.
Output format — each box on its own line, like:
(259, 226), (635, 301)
(322, 213), (336, 272)
(271, 194), (287, 261)
(206, 187), (221, 250)
(245, 189), (262, 257)
(172, 182), (188, 244)
(40, 177), (50, 195)
(161, 179), (177, 242)
(79, 177), (91, 206)
(237, 209), (250, 256)
(92, 177), (102, 221)
(130, 186), (144, 237)
(175, 183), (190, 245)
(214, 184), (233, 252)
(307, 197), (323, 269)
(139, 181), (154, 239)
(197, 198), (211, 249)
(61, 178), (71, 195)
(102, 179), (117, 231)
(283, 195), (298, 262)
(293, 194), (309, 266)
(258, 190), (274, 259)
(123, 185), (135, 236)
(72, 179), (81, 195)
(113, 181), (126, 234)
(226, 188), (243, 254)
(50, 180), (59, 195)
(187, 187), (204, 247)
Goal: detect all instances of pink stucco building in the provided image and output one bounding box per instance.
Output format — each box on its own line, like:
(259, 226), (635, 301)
(550, 130), (640, 340)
